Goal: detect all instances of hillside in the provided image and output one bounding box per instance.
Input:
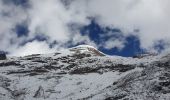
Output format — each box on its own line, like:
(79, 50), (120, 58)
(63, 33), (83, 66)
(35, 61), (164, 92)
(0, 45), (170, 100)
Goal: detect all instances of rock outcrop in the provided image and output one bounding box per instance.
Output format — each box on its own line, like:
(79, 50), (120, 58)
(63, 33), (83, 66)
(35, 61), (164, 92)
(0, 52), (6, 60)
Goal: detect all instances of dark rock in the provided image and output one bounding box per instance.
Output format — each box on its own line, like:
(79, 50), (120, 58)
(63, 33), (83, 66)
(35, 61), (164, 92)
(159, 81), (170, 87)
(33, 86), (45, 98)
(110, 64), (135, 72)
(70, 67), (101, 74)
(133, 52), (158, 58)
(0, 61), (20, 66)
(0, 53), (6, 60)
(105, 94), (127, 100)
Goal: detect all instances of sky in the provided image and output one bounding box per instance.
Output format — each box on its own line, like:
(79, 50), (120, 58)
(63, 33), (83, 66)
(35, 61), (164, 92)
(0, 0), (170, 57)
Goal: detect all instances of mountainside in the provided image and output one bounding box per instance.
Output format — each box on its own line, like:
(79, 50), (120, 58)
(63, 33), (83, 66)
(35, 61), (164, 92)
(0, 45), (170, 100)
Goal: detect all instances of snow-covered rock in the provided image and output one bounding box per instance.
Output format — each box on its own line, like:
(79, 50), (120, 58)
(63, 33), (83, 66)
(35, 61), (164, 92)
(69, 45), (105, 56)
(0, 45), (170, 100)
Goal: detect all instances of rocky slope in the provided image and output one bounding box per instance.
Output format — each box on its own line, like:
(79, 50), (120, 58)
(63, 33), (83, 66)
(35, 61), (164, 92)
(0, 45), (170, 100)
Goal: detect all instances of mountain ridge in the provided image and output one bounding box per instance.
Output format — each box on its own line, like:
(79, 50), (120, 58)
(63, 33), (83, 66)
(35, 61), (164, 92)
(0, 45), (170, 100)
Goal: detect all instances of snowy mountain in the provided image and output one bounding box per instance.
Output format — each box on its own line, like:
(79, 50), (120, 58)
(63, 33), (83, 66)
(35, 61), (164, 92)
(0, 45), (170, 100)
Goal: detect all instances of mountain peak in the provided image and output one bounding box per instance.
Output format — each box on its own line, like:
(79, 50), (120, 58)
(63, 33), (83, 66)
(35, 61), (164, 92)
(74, 45), (97, 49)
(70, 45), (105, 56)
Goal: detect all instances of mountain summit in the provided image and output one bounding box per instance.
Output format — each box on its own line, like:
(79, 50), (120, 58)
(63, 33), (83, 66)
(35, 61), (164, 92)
(0, 46), (170, 100)
(69, 45), (105, 56)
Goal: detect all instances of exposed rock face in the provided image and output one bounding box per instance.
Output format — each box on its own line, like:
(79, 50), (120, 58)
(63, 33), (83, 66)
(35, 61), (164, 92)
(34, 86), (45, 98)
(133, 52), (158, 58)
(0, 45), (170, 100)
(0, 53), (6, 60)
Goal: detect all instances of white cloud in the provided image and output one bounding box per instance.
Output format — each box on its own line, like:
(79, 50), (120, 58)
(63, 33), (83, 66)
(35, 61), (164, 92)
(0, 0), (93, 56)
(71, 33), (97, 48)
(102, 38), (125, 50)
(28, 0), (71, 42)
(28, 0), (90, 43)
(1, 0), (170, 56)
(85, 0), (170, 50)
(10, 40), (56, 56)
(68, 0), (170, 51)
(0, 0), (28, 51)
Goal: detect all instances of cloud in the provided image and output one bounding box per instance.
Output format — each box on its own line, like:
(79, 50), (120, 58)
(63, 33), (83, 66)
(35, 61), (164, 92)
(1, 0), (170, 56)
(85, 0), (170, 50)
(102, 38), (126, 50)
(67, 0), (170, 51)
(0, 0), (94, 56)
(9, 40), (56, 56)
(28, 0), (90, 43)
(0, 0), (28, 51)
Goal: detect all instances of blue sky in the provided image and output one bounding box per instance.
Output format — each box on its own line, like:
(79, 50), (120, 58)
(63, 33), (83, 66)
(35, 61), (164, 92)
(15, 16), (143, 57)
(0, 0), (170, 56)
(79, 20), (142, 56)
(15, 18), (145, 57)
